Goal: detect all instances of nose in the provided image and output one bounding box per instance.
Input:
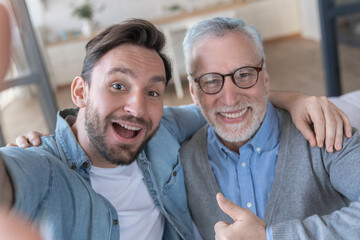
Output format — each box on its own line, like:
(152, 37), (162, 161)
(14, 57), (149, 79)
(220, 75), (239, 106)
(123, 91), (146, 118)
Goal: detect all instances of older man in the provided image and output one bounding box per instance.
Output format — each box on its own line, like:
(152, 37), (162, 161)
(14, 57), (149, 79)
(180, 17), (360, 240)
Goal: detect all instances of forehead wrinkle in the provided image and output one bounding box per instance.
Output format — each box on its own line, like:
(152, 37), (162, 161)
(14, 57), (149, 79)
(106, 67), (137, 79)
(150, 75), (166, 85)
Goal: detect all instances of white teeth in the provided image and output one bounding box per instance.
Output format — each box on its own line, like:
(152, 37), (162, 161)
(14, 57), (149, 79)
(220, 108), (247, 118)
(119, 123), (141, 131)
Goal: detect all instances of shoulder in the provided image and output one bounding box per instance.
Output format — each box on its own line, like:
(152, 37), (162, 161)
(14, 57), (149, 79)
(180, 125), (208, 160)
(162, 104), (200, 122)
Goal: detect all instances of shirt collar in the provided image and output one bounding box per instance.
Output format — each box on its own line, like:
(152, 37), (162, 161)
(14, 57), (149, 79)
(208, 101), (281, 155)
(55, 108), (91, 170)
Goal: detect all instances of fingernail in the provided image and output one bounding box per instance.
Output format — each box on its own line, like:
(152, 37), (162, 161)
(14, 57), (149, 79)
(32, 140), (39, 145)
(20, 143), (27, 148)
(348, 131), (352, 138)
(328, 146), (333, 152)
(337, 143), (342, 150)
(318, 142), (323, 148)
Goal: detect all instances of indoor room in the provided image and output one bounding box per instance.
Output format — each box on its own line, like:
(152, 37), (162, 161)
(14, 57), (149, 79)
(1, 0), (360, 143)
(1, 1), (360, 239)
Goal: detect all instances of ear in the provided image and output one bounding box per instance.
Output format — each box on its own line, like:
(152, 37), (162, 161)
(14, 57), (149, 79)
(71, 76), (88, 108)
(264, 71), (270, 95)
(187, 75), (200, 106)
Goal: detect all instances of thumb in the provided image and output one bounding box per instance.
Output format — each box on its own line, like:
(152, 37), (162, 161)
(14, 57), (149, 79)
(216, 192), (245, 221)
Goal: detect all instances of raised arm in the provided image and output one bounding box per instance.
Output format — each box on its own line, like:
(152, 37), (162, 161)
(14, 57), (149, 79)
(269, 91), (352, 152)
(0, 155), (13, 209)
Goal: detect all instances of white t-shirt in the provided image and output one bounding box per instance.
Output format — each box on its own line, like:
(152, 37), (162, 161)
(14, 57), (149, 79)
(90, 161), (164, 240)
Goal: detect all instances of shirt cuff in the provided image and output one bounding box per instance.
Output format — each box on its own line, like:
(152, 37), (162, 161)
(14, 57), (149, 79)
(266, 225), (273, 240)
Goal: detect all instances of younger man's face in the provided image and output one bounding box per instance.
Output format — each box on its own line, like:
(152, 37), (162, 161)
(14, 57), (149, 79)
(84, 44), (167, 167)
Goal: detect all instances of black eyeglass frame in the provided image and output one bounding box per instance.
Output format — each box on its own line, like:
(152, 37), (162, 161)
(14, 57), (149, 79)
(193, 58), (264, 95)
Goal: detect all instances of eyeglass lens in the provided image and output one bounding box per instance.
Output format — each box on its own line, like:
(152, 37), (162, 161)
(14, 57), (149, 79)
(199, 67), (259, 94)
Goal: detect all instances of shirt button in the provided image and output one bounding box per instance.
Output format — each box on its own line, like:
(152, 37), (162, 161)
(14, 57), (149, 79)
(172, 171), (177, 177)
(113, 219), (118, 226)
(71, 164), (76, 170)
(82, 162), (89, 168)
(256, 147), (261, 152)
(241, 162), (246, 168)
(247, 202), (252, 208)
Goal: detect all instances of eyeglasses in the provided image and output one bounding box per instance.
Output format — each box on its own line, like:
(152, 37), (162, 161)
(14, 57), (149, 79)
(193, 59), (264, 95)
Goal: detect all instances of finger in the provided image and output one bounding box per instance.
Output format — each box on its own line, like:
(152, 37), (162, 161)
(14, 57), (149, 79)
(216, 193), (245, 221)
(308, 109), (325, 148)
(15, 136), (30, 148)
(26, 131), (42, 146)
(214, 221), (230, 232)
(304, 96), (326, 148)
(296, 122), (317, 147)
(214, 220), (230, 239)
(333, 118), (343, 151)
(337, 108), (352, 139)
(323, 107), (337, 153)
(6, 143), (16, 147)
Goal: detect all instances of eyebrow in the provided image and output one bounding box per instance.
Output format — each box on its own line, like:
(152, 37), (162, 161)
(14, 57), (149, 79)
(106, 67), (166, 84)
(106, 67), (136, 78)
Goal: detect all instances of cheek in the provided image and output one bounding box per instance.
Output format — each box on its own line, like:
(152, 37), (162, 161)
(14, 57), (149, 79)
(147, 102), (163, 126)
(88, 92), (118, 116)
(200, 94), (217, 109)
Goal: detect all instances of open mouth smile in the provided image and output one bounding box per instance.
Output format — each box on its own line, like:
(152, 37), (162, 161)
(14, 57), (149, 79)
(219, 107), (248, 119)
(112, 122), (142, 139)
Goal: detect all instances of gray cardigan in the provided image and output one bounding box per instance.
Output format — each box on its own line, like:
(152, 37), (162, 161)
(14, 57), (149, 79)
(180, 111), (360, 240)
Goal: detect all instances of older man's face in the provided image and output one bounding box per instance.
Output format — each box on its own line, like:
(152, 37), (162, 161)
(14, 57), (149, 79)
(189, 31), (269, 151)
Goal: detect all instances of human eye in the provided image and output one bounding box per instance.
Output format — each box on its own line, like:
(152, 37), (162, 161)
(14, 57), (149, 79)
(239, 73), (252, 78)
(201, 74), (222, 88)
(235, 68), (256, 80)
(148, 91), (160, 97)
(112, 83), (126, 91)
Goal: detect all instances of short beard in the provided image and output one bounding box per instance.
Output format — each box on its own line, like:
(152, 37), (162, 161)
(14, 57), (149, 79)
(84, 105), (157, 166)
(211, 101), (266, 143)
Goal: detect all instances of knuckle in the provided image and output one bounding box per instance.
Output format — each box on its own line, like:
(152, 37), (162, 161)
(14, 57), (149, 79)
(319, 95), (328, 103)
(308, 95), (318, 103)
(328, 119), (336, 127)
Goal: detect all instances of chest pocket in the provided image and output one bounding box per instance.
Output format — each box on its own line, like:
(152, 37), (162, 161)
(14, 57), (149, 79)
(163, 157), (188, 214)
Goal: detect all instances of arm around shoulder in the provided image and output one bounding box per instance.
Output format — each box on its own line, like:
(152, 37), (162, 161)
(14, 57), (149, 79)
(162, 104), (206, 142)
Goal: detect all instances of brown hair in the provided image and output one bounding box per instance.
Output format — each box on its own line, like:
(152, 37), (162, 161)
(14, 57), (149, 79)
(81, 18), (172, 85)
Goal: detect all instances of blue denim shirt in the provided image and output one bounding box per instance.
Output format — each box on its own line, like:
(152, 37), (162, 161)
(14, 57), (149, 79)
(1, 105), (205, 240)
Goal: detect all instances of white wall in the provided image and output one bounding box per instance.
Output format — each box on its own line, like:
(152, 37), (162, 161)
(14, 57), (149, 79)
(298, 0), (321, 41)
(26, 0), (165, 43)
(236, 0), (301, 40)
(27, 0), (318, 43)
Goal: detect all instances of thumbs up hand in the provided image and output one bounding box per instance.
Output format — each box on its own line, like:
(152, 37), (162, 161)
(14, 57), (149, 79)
(214, 193), (267, 240)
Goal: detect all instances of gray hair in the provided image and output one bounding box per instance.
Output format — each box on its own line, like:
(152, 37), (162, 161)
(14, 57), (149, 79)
(183, 17), (265, 75)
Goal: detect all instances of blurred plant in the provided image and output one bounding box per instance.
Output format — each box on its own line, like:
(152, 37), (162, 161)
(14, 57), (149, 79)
(72, 2), (94, 20)
(168, 4), (181, 12)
